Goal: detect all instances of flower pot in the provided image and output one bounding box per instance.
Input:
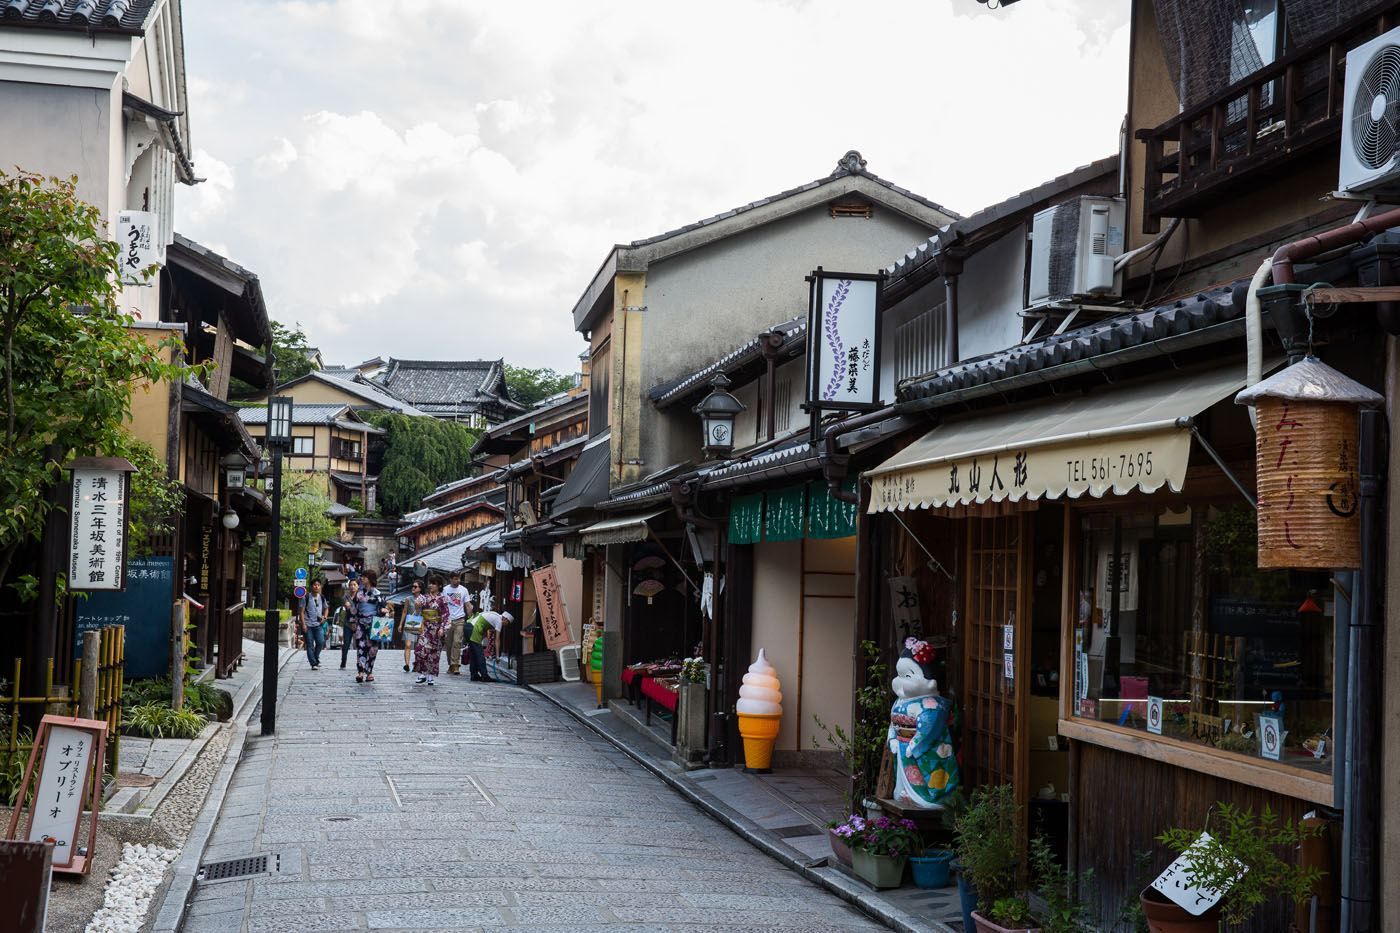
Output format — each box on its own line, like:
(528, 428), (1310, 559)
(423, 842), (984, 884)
(851, 848), (908, 889)
(954, 861), (978, 933)
(910, 848), (955, 888)
(1139, 887), (1223, 933)
(828, 829), (854, 867)
(971, 909), (1041, 933)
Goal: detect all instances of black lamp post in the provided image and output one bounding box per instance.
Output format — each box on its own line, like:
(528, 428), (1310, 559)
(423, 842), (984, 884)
(693, 374), (746, 459)
(262, 394), (293, 736)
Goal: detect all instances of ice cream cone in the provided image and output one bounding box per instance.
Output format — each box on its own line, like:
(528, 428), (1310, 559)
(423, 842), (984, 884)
(737, 711), (782, 772)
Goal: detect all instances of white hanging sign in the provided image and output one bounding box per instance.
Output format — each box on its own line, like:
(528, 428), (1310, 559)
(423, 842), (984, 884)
(69, 468), (130, 592)
(1150, 831), (1247, 915)
(116, 210), (160, 285)
(806, 269), (882, 410)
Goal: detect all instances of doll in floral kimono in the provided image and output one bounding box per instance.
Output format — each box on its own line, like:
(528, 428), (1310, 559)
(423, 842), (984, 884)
(888, 638), (960, 808)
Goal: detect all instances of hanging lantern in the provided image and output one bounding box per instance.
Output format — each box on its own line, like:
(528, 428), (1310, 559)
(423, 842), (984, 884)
(1236, 356), (1382, 569)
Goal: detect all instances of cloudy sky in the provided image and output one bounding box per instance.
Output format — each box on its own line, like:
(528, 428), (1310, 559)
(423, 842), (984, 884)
(177, 0), (1129, 373)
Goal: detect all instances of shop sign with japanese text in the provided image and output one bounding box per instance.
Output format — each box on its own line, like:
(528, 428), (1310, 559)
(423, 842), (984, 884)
(69, 469), (129, 591)
(531, 564), (574, 650)
(805, 269), (882, 410)
(116, 210), (160, 285)
(25, 725), (97, 867)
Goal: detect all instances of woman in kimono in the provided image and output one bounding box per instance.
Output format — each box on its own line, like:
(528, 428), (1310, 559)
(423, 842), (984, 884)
(351, 571), (384, 683)
(888, 637), (959, 808)
(412, 575), (449, 685)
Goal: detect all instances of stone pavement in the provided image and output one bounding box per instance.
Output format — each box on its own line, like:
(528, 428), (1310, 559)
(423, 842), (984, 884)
(181, 654), (885, 931)
(532, 681), (962, 932)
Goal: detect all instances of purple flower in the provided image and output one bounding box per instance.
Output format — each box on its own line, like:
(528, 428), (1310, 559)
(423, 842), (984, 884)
(899, 819), (916, 830)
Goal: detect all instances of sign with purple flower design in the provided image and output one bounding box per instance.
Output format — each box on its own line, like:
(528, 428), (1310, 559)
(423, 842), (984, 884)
(805, 268), (883, 411)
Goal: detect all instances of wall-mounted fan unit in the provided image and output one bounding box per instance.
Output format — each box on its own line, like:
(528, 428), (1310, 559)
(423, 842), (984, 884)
(1340, 25), (1400, 195)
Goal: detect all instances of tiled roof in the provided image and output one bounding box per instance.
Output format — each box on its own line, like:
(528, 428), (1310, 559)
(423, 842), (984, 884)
(281, 371), (428, 416)
(377, 358), (526, 418)
(628, 150), (961, 249)
(884, 156), (1118, 299)
(896, 282), (1249, 408)
(0, 0), (154, 33)
(650, 316), (806, 409)
(169, 234), (272, 348)
(238, 403), (347, 426)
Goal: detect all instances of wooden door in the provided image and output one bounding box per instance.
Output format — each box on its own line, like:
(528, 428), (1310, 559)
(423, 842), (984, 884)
(963, 513), (1031, 810)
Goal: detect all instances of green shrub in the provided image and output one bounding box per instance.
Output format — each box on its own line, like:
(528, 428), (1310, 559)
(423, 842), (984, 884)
(243, 608), (290, 627)
(122, 702), (206, 739)
(0, 727), (35, 807)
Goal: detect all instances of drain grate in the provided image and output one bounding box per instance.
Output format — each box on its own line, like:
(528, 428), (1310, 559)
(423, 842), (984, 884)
(196, 853), (277, 882)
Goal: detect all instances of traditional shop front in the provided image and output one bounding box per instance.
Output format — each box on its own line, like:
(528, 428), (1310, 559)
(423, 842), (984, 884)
(862, 346), (1371, 924)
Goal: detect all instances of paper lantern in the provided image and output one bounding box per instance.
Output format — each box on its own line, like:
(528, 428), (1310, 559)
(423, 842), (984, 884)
(1236, 356), (1382, 569)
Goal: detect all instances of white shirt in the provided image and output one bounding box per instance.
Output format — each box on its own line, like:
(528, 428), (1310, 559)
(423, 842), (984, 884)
(442, 583), (470, 621)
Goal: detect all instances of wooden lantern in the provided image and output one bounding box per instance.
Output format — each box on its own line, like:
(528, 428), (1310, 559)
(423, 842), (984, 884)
(1236, 357), (1382, 569)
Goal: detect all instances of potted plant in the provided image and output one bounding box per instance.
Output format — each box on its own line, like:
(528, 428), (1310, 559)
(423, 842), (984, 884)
(1027, 834), (1094, 933)
(826, 813), (863, 868)
(1144, 803), (1324, 932)
(674, 657), (708, 764)
(850, 815), (921, 889)
(909, 846), (955, 888)
(954, 784), (1020, 931)
(972, 897), (1040, 933)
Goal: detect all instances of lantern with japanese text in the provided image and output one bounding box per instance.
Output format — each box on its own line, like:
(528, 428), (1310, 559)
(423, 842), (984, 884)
(1236, 356), (1382, 569)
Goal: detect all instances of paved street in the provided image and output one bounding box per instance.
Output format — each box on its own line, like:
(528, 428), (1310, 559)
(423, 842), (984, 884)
(183, 656), (883, 931)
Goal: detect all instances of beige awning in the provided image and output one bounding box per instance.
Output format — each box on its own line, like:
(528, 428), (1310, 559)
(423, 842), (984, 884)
(867, 363), (1251, 513)
(578, 509), (669, 546)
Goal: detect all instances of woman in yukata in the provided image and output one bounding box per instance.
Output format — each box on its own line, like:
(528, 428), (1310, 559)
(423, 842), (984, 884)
(411, 575), (450, 685)
(888, 637), (960, 809)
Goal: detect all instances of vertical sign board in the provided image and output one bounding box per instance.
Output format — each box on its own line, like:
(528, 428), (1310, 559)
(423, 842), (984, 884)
(73, 556), (172, 678)
(888, 576), (922, 639)
(1147, 696), (1164, 735)
(115, 210), (160, 285)
(531, 564), (573, 650)
(5, 716), (108, 876)
(69, 468), (129, 592)
(805, 269), (883, 411)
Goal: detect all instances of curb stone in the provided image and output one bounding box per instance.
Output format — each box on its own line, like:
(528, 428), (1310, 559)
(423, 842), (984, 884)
(524, 683), (952, 933)
(146, 646), (295, 933)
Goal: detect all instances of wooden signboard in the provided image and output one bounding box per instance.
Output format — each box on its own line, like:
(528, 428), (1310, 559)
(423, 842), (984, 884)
(4, 715), (107, 876)
(531, 563), (573, 650)
(0, 840), (53, 933)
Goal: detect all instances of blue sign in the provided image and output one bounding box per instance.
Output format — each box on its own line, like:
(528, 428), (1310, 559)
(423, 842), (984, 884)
(74, 555), (174, 679)
(294, 566), (308, 581)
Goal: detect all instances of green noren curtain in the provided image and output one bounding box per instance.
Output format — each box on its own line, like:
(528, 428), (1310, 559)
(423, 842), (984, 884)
(807, 479), (858, 539)
(728, 492), (764, 545)
(764, 485), (807, 542)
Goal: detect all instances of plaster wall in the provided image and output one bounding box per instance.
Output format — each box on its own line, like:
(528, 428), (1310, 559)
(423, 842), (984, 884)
(750, 537), (856, 755)
(731, 356), (807, 450)
(627, 207), (935, 484)
(0, 81), (114, 213)
(280, 380), (378, 410)
(125, 324), (177, 459)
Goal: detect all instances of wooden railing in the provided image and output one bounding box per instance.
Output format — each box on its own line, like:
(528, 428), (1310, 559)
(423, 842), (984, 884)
(1135, 7), (1400, 231)
(215, 601), (245, 679)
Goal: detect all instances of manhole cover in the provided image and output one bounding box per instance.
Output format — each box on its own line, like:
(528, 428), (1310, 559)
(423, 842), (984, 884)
(197, 853), (278, 882)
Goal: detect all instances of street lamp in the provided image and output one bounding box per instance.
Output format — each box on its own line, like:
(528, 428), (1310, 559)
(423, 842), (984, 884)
(222, 451), (249, 491)
(261, 394), (294, 736)
(220, 506), (240, 530)
(693, 374), (746, 458)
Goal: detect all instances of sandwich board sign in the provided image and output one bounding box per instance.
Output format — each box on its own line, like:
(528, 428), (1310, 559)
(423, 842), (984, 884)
(4, 715), (108, 875)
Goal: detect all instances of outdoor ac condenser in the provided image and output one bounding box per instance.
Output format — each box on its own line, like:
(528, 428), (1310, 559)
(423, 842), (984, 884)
(1028, 196), (1126, 307)
(1340, 24), (1400, 195)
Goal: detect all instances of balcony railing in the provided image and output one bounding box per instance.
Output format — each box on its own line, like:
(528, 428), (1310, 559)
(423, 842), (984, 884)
(1136, 7), (1400, 231)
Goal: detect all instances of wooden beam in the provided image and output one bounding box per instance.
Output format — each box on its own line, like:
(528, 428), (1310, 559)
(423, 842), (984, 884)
(1304, 286), (1400, 304)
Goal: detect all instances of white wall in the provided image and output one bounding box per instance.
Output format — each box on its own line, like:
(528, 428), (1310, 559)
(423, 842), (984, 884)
(957, 227), (1027, 361)
(749, 536), (856, 754)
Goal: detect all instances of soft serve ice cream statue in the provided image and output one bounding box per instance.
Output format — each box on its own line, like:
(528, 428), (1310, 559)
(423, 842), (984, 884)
(888, 638), (959, 808)
(735, 649), (783, 772)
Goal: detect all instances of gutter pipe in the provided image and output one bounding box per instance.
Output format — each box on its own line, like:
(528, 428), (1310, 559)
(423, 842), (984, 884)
(821, 407), (904, 504)
(1244, 257), (1273, 429)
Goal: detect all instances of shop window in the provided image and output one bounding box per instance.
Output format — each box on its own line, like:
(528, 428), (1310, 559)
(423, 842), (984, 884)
(1072, 504), (1333, 776)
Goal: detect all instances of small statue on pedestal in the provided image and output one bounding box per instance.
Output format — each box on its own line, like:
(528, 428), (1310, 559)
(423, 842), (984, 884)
(888, 637), (960, 809)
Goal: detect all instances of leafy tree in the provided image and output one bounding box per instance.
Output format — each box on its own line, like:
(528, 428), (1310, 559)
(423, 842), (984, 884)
(270, 320), (315, 383)
(0, 170), (190, 596)
(243, 477), (336, 605)
(504, 364), (573, 407)
(363, 412), (480, 517)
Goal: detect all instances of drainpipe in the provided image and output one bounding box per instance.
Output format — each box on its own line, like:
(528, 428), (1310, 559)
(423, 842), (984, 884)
(1272, 205), (1400, 335)
(759, 331), (784, 442)
(1341, 407), (1385, 933)
(942, 255), (964, 367)
(820, 406), (901, 504)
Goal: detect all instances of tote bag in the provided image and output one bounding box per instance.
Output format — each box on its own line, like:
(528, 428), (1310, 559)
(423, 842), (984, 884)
(369, 614), (395, 644)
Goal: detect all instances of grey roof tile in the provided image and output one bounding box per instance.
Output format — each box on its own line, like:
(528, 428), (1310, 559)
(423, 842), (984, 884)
(0, 0), (154, 33)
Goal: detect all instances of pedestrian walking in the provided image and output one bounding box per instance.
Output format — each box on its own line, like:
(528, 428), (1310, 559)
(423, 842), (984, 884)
(351, 570), (384, 683)
(400, 580), (424, 671)
(299, 579), (329, 670)
(441, 570), (471, 675)
(336, 582), (355, 669)
(412, 575), (450, 685)
(465, 610), (509, 682)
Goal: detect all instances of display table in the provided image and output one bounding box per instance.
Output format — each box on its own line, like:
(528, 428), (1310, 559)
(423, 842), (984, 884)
(641, 676), (681, 744)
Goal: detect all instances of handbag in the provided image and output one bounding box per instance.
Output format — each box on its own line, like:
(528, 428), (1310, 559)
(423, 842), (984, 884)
(369, 615), (395, 644)
(403, 612), (424, 635)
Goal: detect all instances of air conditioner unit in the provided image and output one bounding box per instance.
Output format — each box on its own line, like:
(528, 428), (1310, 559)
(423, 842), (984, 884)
(1028, 196), (1126, 307)
(1340, 25), (1400, 195)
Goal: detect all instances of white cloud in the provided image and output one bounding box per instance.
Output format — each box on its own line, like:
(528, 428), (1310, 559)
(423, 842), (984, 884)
(175, 0), (1129, 370)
